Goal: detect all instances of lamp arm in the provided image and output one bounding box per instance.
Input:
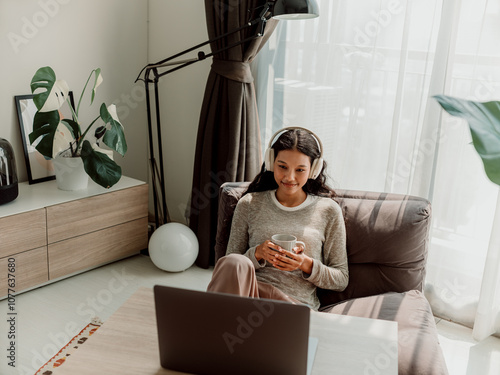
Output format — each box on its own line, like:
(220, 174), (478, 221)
(135, 2), (272, 83)
(153, 33), (264, 80)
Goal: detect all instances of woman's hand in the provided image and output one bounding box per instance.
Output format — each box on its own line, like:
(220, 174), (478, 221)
(255, 240), (282, 263)
(256, 241), (313, 274)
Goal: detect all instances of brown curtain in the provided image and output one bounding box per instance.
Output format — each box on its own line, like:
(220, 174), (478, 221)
(190, 0), (278, 268)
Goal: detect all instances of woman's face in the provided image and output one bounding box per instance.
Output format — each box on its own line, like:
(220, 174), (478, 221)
(273, 149), (311, 197)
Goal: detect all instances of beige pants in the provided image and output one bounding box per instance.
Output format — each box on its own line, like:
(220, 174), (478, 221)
(207, 253), (300, 304)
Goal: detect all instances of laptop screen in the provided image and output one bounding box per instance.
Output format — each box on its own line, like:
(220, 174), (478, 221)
(154, 285), (312, 375)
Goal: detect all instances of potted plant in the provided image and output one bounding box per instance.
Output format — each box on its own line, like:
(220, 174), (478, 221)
(28, 66), (127, 190)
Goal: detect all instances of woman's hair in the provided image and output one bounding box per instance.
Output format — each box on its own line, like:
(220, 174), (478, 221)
(243, 128), (336, 198)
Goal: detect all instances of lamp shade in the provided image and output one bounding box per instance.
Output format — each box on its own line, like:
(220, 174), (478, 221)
(271, 0), (319, 19)
(148, 222), (199, 272)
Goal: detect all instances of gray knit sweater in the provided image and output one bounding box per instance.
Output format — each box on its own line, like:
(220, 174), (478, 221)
(226, 190), (348, 310)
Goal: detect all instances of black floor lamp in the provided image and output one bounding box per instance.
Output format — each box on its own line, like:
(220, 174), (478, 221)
(135, 0), (319, 230)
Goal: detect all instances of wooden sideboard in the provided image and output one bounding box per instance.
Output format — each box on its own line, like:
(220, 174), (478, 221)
(0, 176), (148, 298)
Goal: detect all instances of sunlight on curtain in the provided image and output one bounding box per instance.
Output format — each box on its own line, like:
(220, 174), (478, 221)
(253, 0), (500, 339)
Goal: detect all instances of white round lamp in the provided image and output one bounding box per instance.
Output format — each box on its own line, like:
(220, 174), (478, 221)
(148, 222), (199, 272)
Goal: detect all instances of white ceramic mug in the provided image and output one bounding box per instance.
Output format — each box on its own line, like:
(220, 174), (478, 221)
(271, 234), (305, 252)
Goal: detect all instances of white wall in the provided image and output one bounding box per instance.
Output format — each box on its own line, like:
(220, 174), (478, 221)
(0, 0), (209, 223)
(0, 0), (149, 185)
(148, 0), (210, 222)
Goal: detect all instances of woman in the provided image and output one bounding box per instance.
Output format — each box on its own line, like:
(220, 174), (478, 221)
(207, 127), (348, 311)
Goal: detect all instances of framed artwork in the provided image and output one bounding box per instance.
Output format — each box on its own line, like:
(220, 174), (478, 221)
(14, 92), (75, 184)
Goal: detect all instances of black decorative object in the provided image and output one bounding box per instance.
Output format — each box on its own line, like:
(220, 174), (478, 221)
(0, 138), (19, 205)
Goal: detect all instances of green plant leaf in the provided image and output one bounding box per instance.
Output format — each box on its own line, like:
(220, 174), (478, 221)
(81, 140), (121, 188)
(52, 123), (75, 157)
(91, 68), (102, 105)
(100, 104), (127, 156)
(94, 126), (106, 140)
(29, 112), (78, 158)
(28, 110), (61, 158)
(434, 95), (500, 186)
(60, 119), (81, 141)
(30, 67), (70, 112)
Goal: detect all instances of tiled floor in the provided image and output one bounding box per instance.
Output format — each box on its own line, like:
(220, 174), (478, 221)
(435, 318), (500, 374)
(1, 254), (499, 375)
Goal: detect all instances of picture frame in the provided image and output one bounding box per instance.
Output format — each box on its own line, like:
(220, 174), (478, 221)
(14, 92), (75, 184)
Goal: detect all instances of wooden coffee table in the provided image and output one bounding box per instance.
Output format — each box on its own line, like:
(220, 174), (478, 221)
(56, 287), (398, 374)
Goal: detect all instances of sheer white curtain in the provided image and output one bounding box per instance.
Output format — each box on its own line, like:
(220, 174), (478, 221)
(253, 0), (500, 340)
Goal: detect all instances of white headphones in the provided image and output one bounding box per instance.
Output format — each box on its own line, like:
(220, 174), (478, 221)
(264, 126), (324, 180)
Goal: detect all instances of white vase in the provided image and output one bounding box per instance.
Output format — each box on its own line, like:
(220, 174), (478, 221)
(52, 154), (89, 191)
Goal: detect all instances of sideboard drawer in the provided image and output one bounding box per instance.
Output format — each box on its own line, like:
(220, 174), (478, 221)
(46, 184), (148, 244)
(0, 247), (49, 298)
(48, 217), (148, 279)
(0, 209), (46, 258)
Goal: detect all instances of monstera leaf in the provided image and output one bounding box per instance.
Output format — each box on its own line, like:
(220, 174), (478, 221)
(76, 68), (102, 115)
(100, 104), (127, 156)
(29, 67), (75, 158)
(30, 67), (69, 112)
(29, 110), (75, 158)
(434, 95), (500, 186)
(81, 141), (121, 188)
(91, 68), (103, 104)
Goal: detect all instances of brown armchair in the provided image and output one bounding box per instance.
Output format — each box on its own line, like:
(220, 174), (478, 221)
(215, 182), (448, 375)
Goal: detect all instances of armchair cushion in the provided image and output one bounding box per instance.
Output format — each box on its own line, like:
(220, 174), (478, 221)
(324, 290), (448, 375)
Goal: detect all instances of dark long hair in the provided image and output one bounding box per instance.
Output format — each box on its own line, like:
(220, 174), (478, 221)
(244, 128), (336, 198)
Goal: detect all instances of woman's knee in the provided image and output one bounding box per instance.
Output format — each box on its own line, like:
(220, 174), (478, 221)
(208, 254), (256, 295)
(215, 253), (254, 272)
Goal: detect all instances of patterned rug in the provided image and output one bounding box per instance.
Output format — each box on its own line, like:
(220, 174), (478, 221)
(35, 317), (103, 375)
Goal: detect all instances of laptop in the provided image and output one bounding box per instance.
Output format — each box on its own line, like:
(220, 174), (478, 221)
(153, 285), (316, 375)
